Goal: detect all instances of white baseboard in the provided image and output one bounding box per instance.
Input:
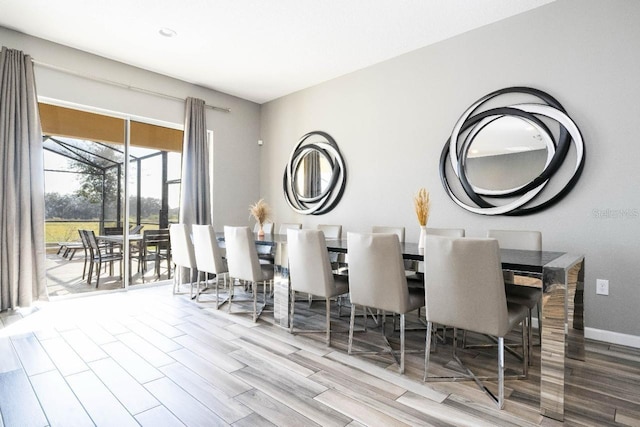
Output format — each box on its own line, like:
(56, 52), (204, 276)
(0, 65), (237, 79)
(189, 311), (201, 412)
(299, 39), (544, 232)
(530, 319), (640, 349)
(584, 327), (640, 349)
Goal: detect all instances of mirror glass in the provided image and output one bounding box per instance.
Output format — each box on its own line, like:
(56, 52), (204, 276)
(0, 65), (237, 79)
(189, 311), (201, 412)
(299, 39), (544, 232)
(464, 116), (549, 191)
(294, 149), (332, 198)
(440, 87), (585, 216)
(284, 130), (346, 215)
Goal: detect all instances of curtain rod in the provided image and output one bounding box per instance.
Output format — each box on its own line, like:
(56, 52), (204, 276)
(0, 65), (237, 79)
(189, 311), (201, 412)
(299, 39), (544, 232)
(32, 59), (231, 113)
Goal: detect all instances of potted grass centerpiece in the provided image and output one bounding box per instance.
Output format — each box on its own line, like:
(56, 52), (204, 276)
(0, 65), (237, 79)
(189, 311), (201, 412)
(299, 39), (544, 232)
(414, 188), (430, 249)
(249, 199), (272, 238)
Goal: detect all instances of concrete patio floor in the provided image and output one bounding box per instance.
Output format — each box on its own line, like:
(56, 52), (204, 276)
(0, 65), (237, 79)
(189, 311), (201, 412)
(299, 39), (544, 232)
(45, 251), (171, 298)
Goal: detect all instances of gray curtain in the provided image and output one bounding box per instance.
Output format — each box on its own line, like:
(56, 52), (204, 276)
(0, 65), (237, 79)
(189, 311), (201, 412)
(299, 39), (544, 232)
(179, 97), (211, 226)
(0, 46), (47, 310)
(304, 150), (321, 197)
(178, 97), (210, 283)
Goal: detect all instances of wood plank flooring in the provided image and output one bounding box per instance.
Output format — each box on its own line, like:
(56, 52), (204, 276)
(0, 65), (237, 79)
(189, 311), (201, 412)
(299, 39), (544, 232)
(0, 283), (639, 426)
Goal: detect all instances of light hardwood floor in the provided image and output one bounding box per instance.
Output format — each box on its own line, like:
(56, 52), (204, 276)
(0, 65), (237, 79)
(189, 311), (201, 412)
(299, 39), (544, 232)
(1, 283), (639, 427)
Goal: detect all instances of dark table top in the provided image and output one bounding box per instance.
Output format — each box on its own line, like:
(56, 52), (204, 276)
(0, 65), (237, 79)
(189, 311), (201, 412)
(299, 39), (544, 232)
(217, 232), (566, 275)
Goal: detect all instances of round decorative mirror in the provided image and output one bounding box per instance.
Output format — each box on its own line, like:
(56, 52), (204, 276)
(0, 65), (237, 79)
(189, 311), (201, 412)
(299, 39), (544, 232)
(293, 148), (332, 199)
(463, 115), (553, 193)
(440, 87), (585, 216)
(284, 131), (346, 215)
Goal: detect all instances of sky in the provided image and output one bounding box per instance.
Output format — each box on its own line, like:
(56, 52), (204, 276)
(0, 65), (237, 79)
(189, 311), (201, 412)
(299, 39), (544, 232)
(44, 142), (182, 209)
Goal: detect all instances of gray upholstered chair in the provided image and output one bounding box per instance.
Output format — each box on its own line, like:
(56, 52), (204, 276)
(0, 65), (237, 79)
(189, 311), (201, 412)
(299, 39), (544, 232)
(278, 223), (302, 234)
(426, 227), (465, 238)
(287, 229), (349, 346)
(418, 228), (465, 275)
(372, 225), (424, 282)
(317, 224), (343, 272)
(488, 229), (542, 356)
(371, 225), (405, 242)
(169, 224), (197, 297)
(487, 229), (541, 251)
(192, 224), (229, 308)
(224, 226), (274, 322)
(317, 224), (342, 239)
(423, 235), (529, 409)
(346, 232), (425, 373)
(414, 228), (466, 335)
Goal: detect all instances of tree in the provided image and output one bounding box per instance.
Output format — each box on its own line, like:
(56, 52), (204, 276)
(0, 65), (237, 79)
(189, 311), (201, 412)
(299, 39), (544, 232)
(64, 141), (123, 220)
(45, 192), (101, 220)
(69, 143), (122, 204)
(132, 196), (162, 221)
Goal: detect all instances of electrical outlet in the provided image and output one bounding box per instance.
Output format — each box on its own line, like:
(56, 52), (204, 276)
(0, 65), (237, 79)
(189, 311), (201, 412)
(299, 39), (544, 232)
(596, 279), (609, 296)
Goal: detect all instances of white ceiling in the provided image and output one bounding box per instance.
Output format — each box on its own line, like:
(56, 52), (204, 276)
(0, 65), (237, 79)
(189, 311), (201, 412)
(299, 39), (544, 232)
(0, 0), (554, 104)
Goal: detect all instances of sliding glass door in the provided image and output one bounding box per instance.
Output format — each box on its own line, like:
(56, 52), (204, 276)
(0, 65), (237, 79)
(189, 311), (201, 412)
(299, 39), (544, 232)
(41, 103), (183, 296)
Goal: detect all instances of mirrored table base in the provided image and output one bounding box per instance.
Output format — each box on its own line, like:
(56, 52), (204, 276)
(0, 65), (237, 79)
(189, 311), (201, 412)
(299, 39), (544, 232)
(539, 254), (585, 421)
(271, 240), (585, 421)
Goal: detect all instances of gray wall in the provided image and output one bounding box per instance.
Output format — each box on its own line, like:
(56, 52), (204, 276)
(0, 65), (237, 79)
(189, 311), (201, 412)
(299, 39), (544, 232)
(260, 0), (640, 342)
(0, 26), (261, 230)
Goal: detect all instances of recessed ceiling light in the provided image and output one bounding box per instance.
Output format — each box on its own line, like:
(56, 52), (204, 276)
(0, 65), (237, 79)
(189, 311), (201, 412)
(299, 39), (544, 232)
(159, 27), (177, 38)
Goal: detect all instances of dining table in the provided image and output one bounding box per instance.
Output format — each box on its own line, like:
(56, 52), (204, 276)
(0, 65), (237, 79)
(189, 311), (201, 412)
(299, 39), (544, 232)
(97, 233), (143, 244)
(97, 233), (143, 277)
(227, 232), (584, 421)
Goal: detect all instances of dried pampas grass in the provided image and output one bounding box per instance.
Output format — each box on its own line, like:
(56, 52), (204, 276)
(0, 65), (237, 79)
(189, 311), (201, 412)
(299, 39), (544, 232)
(413, 188), (430, 226)
(249, 199), (272, 225)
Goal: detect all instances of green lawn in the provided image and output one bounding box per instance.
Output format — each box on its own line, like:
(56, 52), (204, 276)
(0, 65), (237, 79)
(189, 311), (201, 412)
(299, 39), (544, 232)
(46, 222), (100, 244)
(46, 221), (159, 244)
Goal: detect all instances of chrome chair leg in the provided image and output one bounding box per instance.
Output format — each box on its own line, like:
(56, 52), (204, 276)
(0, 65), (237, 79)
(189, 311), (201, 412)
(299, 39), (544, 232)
(349, 305), (416, 373)
(498, 336), (505, 409)
(325, 298), (331, 345)
(423, 320), (433, 381)
(289, 287), (295, 334)
(424, 320), (528, 410)
(228, 277), (234, 313)
(400, 313), (405, 374)
(252, 280), (258, 322)
(348, 304), (356, 354)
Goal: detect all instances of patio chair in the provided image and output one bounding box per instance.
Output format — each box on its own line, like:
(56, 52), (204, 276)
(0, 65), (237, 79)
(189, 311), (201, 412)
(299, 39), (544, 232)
(140, 229), (171, 282)
(83, 229), (123, 287)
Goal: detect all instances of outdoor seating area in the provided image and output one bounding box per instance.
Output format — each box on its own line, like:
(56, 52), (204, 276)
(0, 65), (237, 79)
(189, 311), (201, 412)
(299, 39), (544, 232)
(42, 132), (182, 297)
(46, 228), (172, 297)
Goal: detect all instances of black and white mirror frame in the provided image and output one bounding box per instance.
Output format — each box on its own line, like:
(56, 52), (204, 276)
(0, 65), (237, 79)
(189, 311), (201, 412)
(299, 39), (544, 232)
(283, 131), (347, 215)
(439, 87), (585, 216)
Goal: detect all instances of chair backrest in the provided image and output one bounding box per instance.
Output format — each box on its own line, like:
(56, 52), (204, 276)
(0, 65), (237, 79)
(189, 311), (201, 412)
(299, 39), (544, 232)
(144, 228), (170, 245)
(224, 226), (265, 282)
(85, 230), (101, 253)
(168, 224), (196, 269)
(78, 229), (90, 249)
(347, 232), (412, 313)
(487, 230), (541, 251)
(253, 222), (274, 235)
(129, 225), (144, 234)
(317, 224), (342, 240)
(371, 226), (405, 243)
(279, 223), (302, 234)
(192, 224), (227, 274)
(103, 227), (123, 236)
(426, 227), (465, 238)
(287, 229), (336, 297)
(424, 235), (509, 336)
